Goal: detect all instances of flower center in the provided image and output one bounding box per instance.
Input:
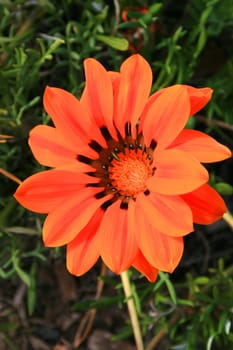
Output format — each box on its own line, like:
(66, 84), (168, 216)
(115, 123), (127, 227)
(109, 150), (152, 197)
(78, 124), (157, 209)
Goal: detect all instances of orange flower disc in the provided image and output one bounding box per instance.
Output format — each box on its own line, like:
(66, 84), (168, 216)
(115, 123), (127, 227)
(109, 149), (153, 198)
(84, 127), (155, 205)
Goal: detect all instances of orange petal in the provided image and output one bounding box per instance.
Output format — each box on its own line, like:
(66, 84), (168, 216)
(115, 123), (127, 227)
(141, 85), (190, 150)
(108, 71), (120, 91)
(43, 188), (112, 247)
(168, 129), (232, 163)
(14, 167), (98, 213)
(135, 210), (184, 272)
(114, 54), (152, 138)
(181, 184), (227, 224)
(43, 86), (106, 149)
(142, 85), (212, 118)
(29, 125), (96, 167)
(66, 208), (103, 276)
(186, 86), (213, 116)
(98, 200), (138, 273)
(83, 58), (117, 140)
(132, 250), (158, 282)
(108, 71), (121, 119)
(148, 149), (209, 194)
(137, 192), (193, 237)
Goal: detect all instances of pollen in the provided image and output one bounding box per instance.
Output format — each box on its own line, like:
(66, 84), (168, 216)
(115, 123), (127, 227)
(109, 150), (153, 197)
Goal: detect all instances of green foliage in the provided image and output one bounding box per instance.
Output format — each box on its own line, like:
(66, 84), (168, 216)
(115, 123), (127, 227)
(0, 0), (232, 348)
(170, 260), (233, 349)
(122, 263), (233, 349)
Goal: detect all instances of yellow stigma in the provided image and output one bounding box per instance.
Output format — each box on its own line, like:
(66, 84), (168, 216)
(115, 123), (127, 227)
(109, 150), (152, 197)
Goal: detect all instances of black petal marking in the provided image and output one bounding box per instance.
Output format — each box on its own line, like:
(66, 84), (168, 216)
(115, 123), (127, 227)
(86, 183), (99, 188)
(101, 198), (115, 211)
(77, 155), (93, 165)
(95, 190), (107, 199)
(89, 140), (103, 153)
(120, 201), (128, 210)
(125, 122), (132, 137)
(85, 171), (96, 177)
(149, 139), (157, 150)
(100, 126), (112, 141)
(144, 189), (150, 196)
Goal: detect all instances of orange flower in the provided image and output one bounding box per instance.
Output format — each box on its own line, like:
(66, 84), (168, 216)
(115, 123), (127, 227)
(14, 55), (231, 282)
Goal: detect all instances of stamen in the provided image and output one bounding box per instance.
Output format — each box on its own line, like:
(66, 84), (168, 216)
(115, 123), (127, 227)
(111, 152), (120, 160)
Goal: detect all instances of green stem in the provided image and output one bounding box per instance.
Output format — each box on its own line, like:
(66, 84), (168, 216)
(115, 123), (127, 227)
(120, 270), (144, 350)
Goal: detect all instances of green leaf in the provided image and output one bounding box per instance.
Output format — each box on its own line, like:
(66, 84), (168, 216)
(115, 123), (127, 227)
(149, 3), (163, 15)
(159, 272), (177, 304)
(178, 298), (195, 307)
(73, 296), (122, 311)
(215, 182), (233, 195)
(12, 253), (31, 286)
(117, 21), (143, 30)
(96, 34), (128, 51)
(27, 263), (37, 315)
(14, 264), (31, 286)
(194, 276), (210, 285)
(195, 28), (207, 57)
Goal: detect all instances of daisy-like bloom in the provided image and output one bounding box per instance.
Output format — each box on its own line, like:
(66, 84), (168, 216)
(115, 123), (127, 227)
(14, 55), (231, 282)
